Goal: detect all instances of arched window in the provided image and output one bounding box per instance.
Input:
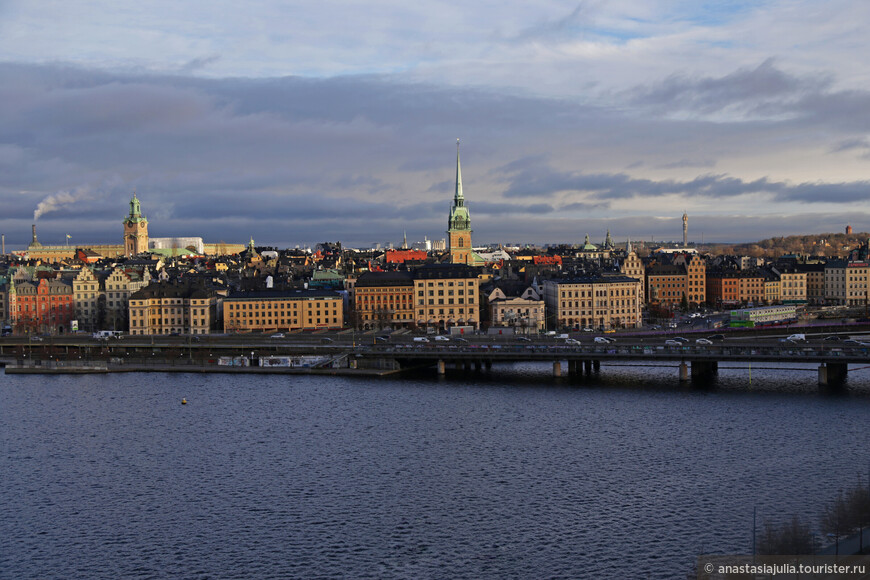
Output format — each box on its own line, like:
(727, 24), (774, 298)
(458, 237), (464, 248)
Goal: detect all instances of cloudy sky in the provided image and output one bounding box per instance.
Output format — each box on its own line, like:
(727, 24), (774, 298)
(1, 1), (869, 249)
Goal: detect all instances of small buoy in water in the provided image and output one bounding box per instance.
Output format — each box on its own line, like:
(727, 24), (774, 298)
(181, 398), (187, 405)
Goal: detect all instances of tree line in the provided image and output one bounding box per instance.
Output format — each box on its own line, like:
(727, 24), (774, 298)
(759, 478), (870, 555)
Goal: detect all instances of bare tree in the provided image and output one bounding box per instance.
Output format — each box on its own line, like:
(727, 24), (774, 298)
(821, 490), (851, 555)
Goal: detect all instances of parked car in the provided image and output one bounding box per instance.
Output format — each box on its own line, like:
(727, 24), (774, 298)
(582, 327), (594, 332)
(270, 333), (285, 338)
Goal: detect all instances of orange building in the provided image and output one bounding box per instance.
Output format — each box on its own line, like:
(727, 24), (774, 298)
(645, 254), (705, 307)
(385, 249), (428, 264)
(706, 271), (765, 307)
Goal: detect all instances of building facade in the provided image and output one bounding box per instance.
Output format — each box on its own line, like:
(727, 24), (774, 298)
(413, 263), (480, 330)
(490, 296), (546, 334)
(103, 266), (152, 331)
(73, 267), (101, 332)
(9, 278), (74, 334)
(706, 271), (765, 307)
(543, 275), (642, 330)
(353, 271), (415, 329)
(619, 243), (645, 302)
(223, 289), (344, 333)
(128, 283), (216, 335)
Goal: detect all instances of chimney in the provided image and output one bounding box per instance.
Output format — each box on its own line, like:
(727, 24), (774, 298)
(32, 224), (38, 244)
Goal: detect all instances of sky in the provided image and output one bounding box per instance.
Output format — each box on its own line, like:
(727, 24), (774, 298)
(1, 0), (870, 250)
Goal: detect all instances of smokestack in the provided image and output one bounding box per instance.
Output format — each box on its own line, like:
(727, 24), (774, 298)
(1, 234), (4, 254)
(32, 224), (38, 244)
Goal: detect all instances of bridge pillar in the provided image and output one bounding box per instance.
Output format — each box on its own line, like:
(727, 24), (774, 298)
(485, 360), (492, 370)
(474, 361), (482, 371)
(437, 360), (446, 375)
(819, 363), (848, 387)
(464, 361), (472, 371)
(691, 361), (718, 382)
(593, 360), (600, 373)
(553, 361), (562, 377)
(584, 360), (593, 375)
(679, 362), (689, 382)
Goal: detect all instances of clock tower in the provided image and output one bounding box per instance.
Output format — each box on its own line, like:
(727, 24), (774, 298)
(123, 192), (149, 256)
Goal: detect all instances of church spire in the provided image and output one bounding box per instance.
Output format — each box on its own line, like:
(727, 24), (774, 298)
(454, 138), (464, 206)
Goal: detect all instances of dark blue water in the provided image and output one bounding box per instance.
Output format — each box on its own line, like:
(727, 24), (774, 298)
(2, 363), (869, 579)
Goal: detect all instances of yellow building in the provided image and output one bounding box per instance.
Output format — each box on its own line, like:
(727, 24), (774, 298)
(543, 274), (642, 330)
(413, 263), (480, 330)
(223, 289), (344, 333)
(619, 242), (645, 306)
(772, 267), (807, 304)
(128, 283), (216, 335)
(353, 271), (415, 329)
(73, 267), (101, 332)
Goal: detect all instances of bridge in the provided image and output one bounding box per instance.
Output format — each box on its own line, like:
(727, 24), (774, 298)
(358, 340), (867, 386)
(2, 333), (868, 386)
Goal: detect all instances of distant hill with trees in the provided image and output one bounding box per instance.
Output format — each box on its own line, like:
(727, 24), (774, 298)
(700, 232), (870, 259)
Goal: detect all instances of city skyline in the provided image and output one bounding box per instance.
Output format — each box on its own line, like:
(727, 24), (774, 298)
(1, 1), (869, 247)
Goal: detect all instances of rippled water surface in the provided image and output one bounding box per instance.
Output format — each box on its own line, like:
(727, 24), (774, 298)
(2, 364), (870, 579)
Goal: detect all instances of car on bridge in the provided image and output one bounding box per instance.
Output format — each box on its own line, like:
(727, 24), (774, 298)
(594, 336), (615, 344)
(664, 339), (683, 346)
(695, 338), (713, 345)
(565, 338), (581, 345)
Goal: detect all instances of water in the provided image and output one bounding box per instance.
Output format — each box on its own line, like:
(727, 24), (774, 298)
(2, 363), (869, 579)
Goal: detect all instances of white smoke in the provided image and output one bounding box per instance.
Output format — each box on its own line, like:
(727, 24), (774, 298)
(33, 186), (92, 220)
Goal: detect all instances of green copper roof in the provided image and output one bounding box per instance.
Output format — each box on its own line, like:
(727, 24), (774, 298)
(125, 193), (147, 223)
(580, 233), (598, 251)
(448, 140), (471, 231)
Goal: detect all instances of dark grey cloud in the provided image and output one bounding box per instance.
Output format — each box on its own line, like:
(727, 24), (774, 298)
(2, 61), (869, 248)
(656, 159), (716, 169)
(629, 58), (827, 117)
(497, 158), (870, 204)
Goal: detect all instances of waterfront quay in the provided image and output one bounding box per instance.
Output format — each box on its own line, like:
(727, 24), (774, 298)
(3, 327), (870, 386)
